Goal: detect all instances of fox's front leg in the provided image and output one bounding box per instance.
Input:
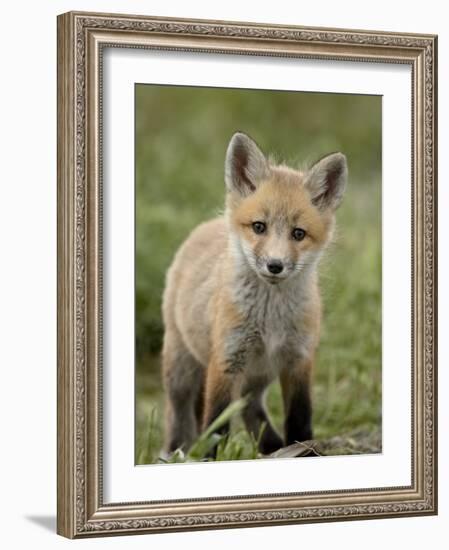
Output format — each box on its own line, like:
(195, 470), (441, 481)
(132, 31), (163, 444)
(202, 354), (235, 437)
(241, 383), (284, 454)
(280, 357), (313, 444)
(202, 315), (244, 441)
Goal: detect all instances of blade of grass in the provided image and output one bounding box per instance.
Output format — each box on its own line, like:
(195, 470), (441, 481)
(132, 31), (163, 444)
(137, 407), (158, 464)
(187, 397), (248, 460)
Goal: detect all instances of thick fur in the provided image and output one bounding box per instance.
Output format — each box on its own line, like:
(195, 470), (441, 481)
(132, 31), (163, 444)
(161, 132), (347, 455)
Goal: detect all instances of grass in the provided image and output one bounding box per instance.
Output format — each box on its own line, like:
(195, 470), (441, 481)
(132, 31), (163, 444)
(135, 85), (382, 464)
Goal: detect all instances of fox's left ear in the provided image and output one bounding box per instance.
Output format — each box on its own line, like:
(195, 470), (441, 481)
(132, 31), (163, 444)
(304, 152), (348, 211)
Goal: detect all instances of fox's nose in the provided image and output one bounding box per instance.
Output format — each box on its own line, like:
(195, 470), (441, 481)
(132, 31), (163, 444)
(267, 260), (284, 274)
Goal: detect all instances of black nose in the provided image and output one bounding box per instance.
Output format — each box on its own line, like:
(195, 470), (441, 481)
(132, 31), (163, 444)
(267, 260), (284, 274)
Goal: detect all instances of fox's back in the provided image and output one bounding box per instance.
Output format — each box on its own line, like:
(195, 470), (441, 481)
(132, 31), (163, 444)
(162, 217), (228, 364)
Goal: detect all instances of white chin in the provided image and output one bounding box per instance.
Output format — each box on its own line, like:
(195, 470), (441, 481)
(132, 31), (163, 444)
(260, 274), (283, 285)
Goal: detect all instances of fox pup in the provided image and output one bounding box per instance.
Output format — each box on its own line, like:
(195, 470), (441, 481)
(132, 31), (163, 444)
(161, 132), (347, 456)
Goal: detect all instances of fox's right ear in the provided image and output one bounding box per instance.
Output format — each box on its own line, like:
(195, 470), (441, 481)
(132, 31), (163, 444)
(225, 132), (269, 196)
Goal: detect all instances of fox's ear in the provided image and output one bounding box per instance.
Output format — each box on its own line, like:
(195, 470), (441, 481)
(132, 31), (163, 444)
(305, 152), (348, 211)
(225, 132), (269, 196)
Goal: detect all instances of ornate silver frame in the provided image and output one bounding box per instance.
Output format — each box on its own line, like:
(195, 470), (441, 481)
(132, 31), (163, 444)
(57, 11), (438, 538)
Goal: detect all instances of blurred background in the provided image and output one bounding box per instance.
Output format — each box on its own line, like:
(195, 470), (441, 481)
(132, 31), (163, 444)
(135, 84), (382, 464)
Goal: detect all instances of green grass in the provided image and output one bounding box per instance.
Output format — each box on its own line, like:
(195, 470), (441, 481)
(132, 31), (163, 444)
(135, 85), (382, 464)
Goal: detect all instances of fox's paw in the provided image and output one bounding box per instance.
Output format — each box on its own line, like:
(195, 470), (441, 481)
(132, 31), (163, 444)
(259, 430), (284, 455)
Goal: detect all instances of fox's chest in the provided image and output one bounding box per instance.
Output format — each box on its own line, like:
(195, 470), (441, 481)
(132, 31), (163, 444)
(241, 318), (307, 387)
(254, 295), (294, 355)
(227, 282), (312, 379)
(261, 315), (293, 357)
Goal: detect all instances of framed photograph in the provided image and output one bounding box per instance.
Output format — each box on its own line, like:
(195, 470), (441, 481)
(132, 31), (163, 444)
(57, 11), (438, 538)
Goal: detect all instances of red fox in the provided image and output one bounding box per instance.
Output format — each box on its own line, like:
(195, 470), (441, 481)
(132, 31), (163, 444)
(161, 132), (347, 456)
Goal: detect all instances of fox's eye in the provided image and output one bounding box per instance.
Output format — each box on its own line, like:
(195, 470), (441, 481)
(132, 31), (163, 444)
(252, 221), (266, 235)
(292, 228), (306, 241)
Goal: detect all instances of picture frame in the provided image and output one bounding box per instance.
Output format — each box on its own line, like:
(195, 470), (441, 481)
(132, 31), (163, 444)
(57, 10), (438, 538)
